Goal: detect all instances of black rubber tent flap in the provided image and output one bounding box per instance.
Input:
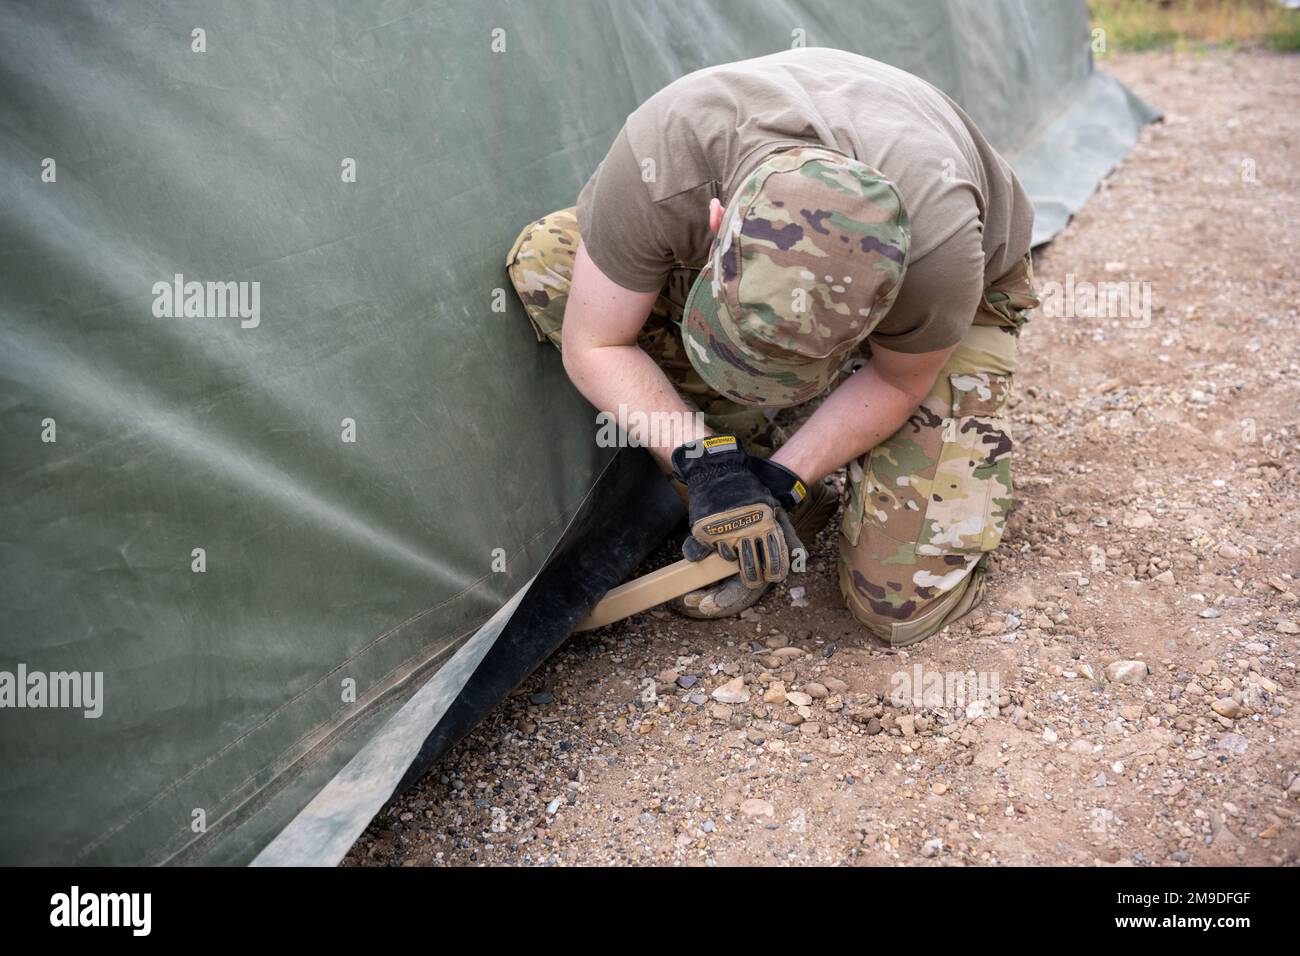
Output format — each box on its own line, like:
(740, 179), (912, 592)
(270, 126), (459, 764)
(252, 447), (682, 866)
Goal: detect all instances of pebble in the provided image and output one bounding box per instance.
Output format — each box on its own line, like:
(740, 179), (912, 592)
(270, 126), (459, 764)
(1105, 660), (1149, 684)
(740, 798), (774, 818)
(763, 682), (787, 704)
(1211, 698), (1241, 719)
(804, 682), (828, 699)
(786, 691), (813, 707)
(1217, 732), (1248, 755)
(677, 674), (698, 689)
(712, 677), (750, 705)
(921, 838), (943, 858)
(1068, 739), (1093, 754)
(530, 692), (555, 705)
(825, 677), (849, 694)
(866, 717), (882, 735)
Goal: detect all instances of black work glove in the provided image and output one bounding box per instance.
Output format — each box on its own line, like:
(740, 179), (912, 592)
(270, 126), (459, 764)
(746, 456), (810, 511)
(670, 435), (802, 589)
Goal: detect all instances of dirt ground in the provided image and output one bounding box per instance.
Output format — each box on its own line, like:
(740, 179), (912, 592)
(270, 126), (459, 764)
(346, 50), (1300, 867)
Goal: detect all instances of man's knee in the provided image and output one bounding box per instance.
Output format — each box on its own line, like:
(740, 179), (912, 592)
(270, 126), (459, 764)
(837, 549), (988, 647)
(506, 208), (580, 348)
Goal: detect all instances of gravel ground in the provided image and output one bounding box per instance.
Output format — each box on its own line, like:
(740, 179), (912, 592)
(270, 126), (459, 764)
(346, 50), (1300, 867)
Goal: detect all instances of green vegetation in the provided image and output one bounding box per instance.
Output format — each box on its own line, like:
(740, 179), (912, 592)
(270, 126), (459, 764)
(1090, 0), (1300, 53)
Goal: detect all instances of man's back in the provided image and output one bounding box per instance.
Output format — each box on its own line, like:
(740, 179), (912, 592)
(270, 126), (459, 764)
(578, 48), (1034, 353)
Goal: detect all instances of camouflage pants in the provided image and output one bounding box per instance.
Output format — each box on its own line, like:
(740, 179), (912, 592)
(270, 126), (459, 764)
(506, 208), (1038, 645)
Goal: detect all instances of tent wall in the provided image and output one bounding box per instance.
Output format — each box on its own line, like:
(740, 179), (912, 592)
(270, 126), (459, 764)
(0, 0), (1156, 865)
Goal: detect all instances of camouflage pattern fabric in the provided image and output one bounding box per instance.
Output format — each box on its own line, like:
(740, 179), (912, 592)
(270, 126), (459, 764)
(682, 147), (910, 408)
(838, 256), (1038, 646)
(507, 207), (1038, 647)
(505, 208), (785, 456)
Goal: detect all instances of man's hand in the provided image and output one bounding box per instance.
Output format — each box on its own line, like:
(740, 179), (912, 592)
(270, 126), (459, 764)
(672, 436), (802, 588)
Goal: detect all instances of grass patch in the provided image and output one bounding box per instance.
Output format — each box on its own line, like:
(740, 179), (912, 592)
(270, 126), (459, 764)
(1090, 0), (1300, 54)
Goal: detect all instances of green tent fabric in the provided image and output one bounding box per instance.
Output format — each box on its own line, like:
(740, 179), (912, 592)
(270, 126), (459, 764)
(0, 0), (1157, 866)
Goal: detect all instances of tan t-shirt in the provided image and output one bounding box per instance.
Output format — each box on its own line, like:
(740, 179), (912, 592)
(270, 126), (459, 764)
(576, 48), (1034, 353)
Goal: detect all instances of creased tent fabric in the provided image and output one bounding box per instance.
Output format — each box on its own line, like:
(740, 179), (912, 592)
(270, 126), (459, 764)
(0, 0), (1157, 866)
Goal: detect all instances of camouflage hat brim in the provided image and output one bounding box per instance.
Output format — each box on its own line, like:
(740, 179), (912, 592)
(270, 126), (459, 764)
(682, 264), (841, 408)
(680, 146), (909, 409)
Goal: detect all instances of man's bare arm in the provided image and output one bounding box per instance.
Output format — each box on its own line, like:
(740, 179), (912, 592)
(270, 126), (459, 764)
(771, 343), (955, 484)
(560, 241), (710, 471)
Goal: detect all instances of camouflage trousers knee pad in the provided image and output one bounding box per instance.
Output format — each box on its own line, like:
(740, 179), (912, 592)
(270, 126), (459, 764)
(839, 554), (990, 646)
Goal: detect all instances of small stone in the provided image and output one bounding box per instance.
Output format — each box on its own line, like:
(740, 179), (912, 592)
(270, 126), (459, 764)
(763, 682), (787, 704)
(932, 782), (949, 796)
(789, 586), (809, 608)
(866, 717), (882, 735)
(1199, 608), (1222, 619)
(676, 674), (698, 689)
(529, 692), (555, 705)
(709, 703), (733, 721)
(824, 677), (849, 695)
(921, 838), (943, 858)
(1068, 739), (1093, 755)
(1217, 543), (1240, 561)
(799, 721), (821, 736)
(1210, 698), (1241, 719)
(804, 682), (828, 699)
(1105, 660), (1149, 684)
(1278, 621), (1299, 635)
(1217, 733), (1248, 755)
(786, 691), (813, 707)
(712, 676), (750, 705)
(740, 798), (774, 818)
(772, 647), (805, 660)
(1154, 570), (1176, 585)
(898, 715), (917, 737)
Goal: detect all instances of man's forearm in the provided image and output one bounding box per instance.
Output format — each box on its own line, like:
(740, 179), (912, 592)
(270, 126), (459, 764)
(771, 363), (930, 484)
(563, 344), (710, 471)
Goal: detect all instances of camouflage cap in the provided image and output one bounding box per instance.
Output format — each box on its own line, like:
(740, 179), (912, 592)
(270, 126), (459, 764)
(682, 146), (910, 408)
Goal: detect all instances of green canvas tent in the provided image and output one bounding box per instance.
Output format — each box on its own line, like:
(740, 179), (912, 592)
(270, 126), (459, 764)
(0, 0), (1157, 866)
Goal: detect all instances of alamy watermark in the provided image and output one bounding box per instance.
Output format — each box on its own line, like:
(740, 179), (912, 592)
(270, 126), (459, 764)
(0, 664), (103, 718)
(152, 273), (260, 328)
(889, 664), (1000, 710)
(1038, 273), (1152, 328)
(595, 404), (707, 450)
